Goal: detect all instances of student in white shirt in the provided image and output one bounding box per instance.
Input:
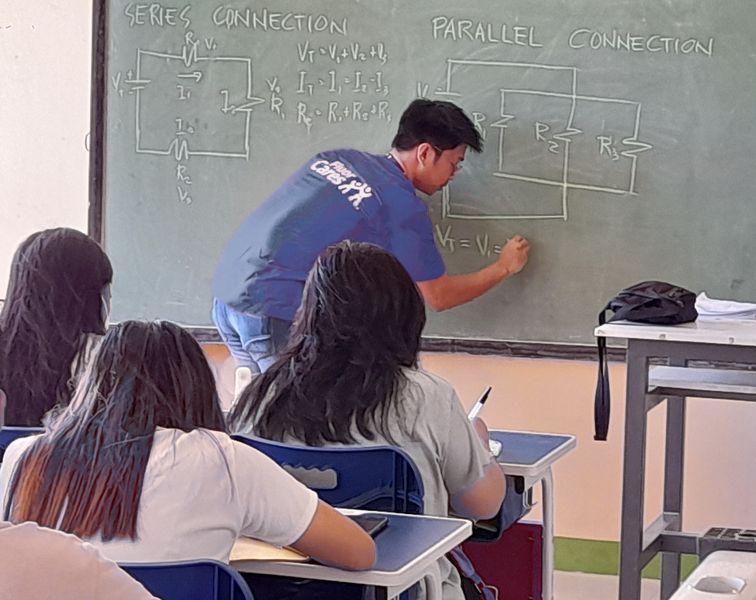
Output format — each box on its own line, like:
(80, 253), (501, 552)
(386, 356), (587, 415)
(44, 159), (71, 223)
(229, 241), (506, 600)
(0, 320), (375, 583)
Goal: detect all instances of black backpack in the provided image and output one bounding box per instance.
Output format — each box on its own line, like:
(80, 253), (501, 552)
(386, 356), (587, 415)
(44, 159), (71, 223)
(594, 281), (698, 441)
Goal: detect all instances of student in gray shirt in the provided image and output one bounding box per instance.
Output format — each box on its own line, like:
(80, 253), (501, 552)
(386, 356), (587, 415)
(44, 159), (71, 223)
(229, 241), (506, 600)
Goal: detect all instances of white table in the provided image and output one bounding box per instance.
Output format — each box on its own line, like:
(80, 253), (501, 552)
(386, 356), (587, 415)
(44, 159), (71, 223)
(491, 429), (576, 600)
(595, 319), (756, 600)
(670, 550), (756, 599)
(232, 509), (472, 600)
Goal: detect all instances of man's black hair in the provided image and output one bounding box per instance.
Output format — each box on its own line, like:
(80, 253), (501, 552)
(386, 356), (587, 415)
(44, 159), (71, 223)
(391, 98), (483, 153)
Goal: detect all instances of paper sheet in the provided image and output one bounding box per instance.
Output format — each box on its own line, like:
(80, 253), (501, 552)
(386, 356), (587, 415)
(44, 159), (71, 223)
(230, 537), (309, 562)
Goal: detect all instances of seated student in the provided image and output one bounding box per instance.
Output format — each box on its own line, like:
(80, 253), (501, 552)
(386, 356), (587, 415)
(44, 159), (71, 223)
(0, 228), (113, 426)
(0, 380), (154, 599)
(0, 521), (157, 600)
(0, 320), (375, 575)
(229, 241), (506, 600)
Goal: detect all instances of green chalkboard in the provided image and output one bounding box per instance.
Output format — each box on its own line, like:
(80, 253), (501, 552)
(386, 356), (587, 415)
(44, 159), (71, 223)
(94, 0), (756, 347)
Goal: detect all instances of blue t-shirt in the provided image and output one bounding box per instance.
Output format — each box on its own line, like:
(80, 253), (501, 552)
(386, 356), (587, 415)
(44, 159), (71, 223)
(213, 149), (446, 321)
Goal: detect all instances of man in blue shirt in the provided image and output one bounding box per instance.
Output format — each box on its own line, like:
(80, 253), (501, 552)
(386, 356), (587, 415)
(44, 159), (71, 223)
(213, 99), (530, 375)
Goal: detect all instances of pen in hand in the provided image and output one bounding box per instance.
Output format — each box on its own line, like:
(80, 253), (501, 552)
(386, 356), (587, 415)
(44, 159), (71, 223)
(468, 386), (492, 420)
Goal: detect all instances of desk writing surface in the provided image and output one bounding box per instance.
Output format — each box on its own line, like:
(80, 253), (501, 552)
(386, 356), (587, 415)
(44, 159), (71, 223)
(595, 319), (756, 346)
(490, 430), (576, 476)
(97, 0), (756, 345)
(354, 514), (468, 573)
(232, 511), (471, 585)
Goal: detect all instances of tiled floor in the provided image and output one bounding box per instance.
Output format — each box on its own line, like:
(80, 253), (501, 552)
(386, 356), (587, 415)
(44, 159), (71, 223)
(554, 571), (661, 599)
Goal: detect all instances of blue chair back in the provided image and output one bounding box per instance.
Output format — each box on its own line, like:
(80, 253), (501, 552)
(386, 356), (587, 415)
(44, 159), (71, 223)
(121, 560), (254, 600)
(0, 427), (43, 461)
(232, 435), (424, 514)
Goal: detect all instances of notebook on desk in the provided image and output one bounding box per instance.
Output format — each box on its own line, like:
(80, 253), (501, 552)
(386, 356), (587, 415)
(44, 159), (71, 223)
(230, 537), (309, 562)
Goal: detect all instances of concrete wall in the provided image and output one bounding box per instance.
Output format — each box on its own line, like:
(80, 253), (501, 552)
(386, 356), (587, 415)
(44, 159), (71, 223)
(0, 0), (91, 291)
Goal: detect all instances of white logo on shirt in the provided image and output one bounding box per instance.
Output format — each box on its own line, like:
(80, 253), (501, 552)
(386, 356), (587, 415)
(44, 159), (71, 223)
(310, 159), (373, 210)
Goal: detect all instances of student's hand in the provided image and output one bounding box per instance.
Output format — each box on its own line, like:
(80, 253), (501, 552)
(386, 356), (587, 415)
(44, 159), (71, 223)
(290, 501), (376, 570)
(498, 235), (530, 276)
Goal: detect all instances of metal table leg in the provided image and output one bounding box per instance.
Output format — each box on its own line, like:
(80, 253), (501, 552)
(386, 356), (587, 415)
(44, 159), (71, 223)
(660, 392), (686, 599)
(541, 468), (555, 600)
(619, 342), (651, 600)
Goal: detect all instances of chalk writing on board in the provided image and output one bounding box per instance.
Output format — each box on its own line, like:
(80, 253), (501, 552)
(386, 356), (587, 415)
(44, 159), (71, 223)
(296, 70), (388, 96)
(113, 13), (395, 203)
(108, 29), (263, 203)
(432, 59), (653, 221)
(296, 41), (388, 65)
(294, 67), (391, 132)
(210, 7), (349, 35)
(116, 32), (264, 162)
(122, 4), (352, 36)
(112, 4), (399, 204)
(435, 224), (504, 257)
(568, 28), (714, 57)
(123, 4), (192, 28)
(430, 16), (543, 48)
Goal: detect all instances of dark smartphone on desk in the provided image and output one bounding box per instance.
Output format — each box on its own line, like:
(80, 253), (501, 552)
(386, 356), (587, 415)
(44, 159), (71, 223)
(349, 514), (388, 537)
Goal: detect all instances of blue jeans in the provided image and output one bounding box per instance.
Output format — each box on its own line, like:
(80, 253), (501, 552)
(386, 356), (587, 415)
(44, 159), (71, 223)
(212, 299), (292, 373)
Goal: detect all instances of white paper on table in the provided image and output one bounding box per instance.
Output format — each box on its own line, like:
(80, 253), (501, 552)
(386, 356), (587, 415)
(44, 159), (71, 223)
(696, 292), (756, 319)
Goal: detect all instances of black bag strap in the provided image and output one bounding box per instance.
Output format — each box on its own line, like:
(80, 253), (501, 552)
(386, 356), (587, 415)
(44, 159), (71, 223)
(448, 546), (498, 600)
(594, 307), (610, 441)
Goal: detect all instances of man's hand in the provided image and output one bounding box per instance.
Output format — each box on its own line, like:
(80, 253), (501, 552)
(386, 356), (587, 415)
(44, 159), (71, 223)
(417, 234), (530, 311)
(498, 235), (530, 276)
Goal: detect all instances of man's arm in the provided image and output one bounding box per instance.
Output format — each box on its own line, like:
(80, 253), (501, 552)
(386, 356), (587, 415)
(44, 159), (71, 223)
(417, 235), (530, 311)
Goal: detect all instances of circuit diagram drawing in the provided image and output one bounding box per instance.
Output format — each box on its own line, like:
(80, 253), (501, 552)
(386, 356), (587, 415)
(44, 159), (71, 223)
(112, 32), (264, 204)
(434, 59), (653, 220)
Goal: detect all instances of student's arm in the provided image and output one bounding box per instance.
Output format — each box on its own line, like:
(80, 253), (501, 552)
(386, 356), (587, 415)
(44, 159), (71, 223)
(0, 522), (158, 600)
(290, 500), (376, 570)
(433, 381), (506, 521)
(233, 440), (375, 571)
(417, 235), (529, 311)
(449, 417), (506, 520)
(0, 435), (39, 516)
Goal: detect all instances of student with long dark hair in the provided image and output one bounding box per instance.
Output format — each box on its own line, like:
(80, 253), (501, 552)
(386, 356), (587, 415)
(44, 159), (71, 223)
(0, 228), (113, 426)
(0, 320), (374, 572)
(229, 241), (506, 600)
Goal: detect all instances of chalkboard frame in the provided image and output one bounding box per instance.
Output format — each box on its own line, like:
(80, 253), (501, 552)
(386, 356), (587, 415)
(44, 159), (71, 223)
(89, 0), (106, 244)
(85, 0), (624, 362)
